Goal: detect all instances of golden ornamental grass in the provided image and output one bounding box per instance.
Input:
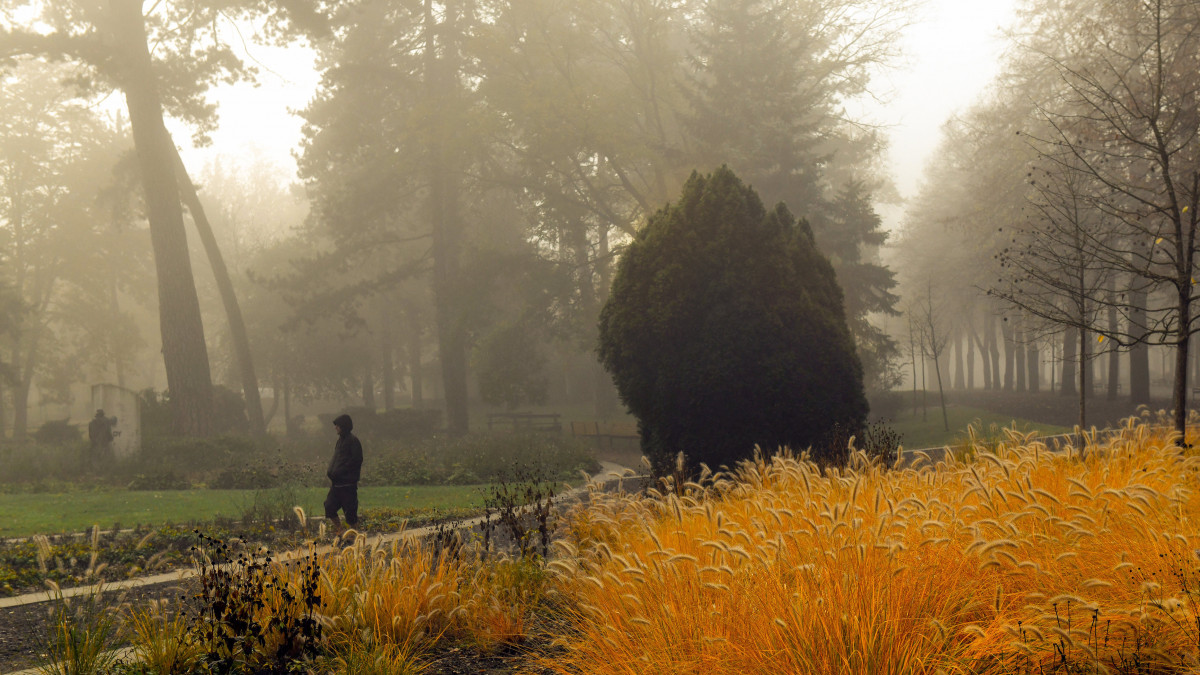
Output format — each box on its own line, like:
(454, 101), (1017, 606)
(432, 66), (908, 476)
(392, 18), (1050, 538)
(547, 420), (1200, 674)
(313, 531), (549, 659)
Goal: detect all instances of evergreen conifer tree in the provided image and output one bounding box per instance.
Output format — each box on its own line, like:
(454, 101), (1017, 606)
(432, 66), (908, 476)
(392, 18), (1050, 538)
(598, 167), (867, 475)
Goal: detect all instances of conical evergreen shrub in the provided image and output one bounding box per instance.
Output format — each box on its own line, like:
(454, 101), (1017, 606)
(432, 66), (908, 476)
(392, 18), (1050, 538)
(598, 166), (867, 475)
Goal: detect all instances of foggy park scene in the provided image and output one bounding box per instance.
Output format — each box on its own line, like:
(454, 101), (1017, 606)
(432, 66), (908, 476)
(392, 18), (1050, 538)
(4, 0), (1200, 672)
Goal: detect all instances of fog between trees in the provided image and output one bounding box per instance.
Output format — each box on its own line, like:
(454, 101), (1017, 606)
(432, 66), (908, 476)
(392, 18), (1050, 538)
(899, 0), (1200, 438)
(2, 0), (1189, 446)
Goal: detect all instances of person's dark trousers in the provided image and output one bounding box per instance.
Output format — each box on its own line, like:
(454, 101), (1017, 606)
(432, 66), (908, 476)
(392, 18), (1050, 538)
(324, 485), (359, 527)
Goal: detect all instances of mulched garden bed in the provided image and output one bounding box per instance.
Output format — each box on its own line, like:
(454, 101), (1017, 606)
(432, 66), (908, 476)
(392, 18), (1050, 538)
(0, 506), (478, 598)
(0, 578), (192, 673)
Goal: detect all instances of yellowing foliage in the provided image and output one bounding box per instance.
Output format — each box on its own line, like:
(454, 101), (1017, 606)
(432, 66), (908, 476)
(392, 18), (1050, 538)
(548, 421), (1200, 674)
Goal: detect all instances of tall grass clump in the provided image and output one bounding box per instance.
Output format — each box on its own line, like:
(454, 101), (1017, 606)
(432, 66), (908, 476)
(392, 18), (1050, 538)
(124, 598), (203, 674)
(315, 530), (553, 665)
(37, 581), (123, 675)
(546, 420), (1200, 674)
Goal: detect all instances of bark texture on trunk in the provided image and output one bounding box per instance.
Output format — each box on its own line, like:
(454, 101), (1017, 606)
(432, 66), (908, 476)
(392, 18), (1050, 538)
(113, 0), (214, 436)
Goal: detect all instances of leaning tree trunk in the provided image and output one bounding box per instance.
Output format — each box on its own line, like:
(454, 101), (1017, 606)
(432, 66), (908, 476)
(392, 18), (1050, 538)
(172, 148), (266, 435)
(113, 0), (213, 436)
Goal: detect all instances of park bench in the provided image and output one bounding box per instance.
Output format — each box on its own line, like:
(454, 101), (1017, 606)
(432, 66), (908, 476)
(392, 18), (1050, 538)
(571, 420), (640, 449)
(487, 412), (562, 433)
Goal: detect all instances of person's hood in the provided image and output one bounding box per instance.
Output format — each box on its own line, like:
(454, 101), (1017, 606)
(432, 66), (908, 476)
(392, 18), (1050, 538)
(333, 413), (353, 434)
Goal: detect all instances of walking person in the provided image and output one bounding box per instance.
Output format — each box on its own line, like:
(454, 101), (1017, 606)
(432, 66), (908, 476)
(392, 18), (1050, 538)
(325, 413), (363, 537)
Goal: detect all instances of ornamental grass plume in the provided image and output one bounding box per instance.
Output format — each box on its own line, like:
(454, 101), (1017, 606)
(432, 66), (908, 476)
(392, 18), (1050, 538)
(545, 420), (1200, 674)
(314, 529), (549, 661)
(124, 598), (202, 675)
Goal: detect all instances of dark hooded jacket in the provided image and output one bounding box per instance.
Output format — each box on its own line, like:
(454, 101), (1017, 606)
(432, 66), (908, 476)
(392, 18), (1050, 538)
(327, 414), (363, 486)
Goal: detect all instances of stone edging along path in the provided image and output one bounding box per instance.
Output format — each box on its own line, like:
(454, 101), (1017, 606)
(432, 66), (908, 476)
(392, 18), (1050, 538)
(0, 461), (642, 613)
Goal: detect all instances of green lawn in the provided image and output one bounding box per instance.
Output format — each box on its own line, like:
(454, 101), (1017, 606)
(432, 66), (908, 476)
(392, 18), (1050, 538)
(0, 485), (487, 539)
(888, 405), (1070, 451)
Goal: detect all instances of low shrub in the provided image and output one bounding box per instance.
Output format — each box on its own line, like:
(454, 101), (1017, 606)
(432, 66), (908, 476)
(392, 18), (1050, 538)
(0, 441), (92, 486)
(139, 435), (264, 476)
(338, 407), (443, 442)
(859, 419), (902, 467)
(181, 533), (322, 672)
(362, 432), (598, 487)
(35, 419), (82, 446)
(2, 419), (599, 492)
(866, 388), (904, 422)
(481, 466), (558, 561)
(140, 386), (249, 437)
